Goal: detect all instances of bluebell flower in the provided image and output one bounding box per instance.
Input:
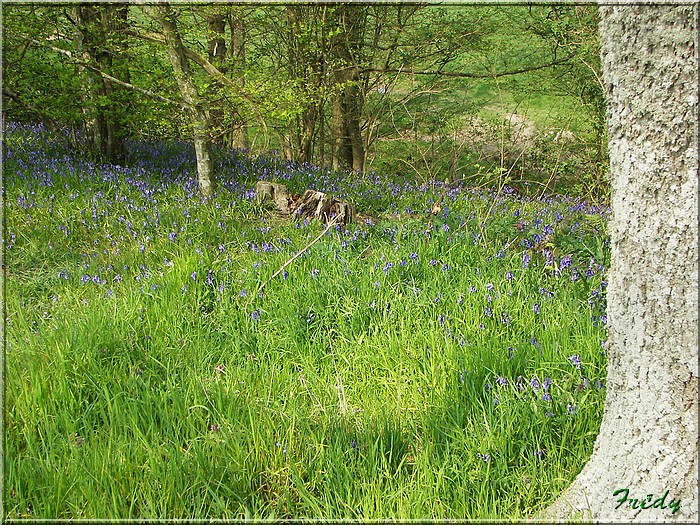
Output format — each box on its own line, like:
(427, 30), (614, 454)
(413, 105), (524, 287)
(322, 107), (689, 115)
(568, 354), (582, 370)
(251, 309), (261, 321)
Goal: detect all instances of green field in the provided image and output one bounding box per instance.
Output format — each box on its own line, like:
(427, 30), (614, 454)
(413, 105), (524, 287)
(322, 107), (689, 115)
(3, 123), (609, 519)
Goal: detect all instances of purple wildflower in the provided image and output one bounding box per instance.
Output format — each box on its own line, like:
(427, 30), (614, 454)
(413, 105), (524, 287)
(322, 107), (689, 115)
(568, 354), (582, 370)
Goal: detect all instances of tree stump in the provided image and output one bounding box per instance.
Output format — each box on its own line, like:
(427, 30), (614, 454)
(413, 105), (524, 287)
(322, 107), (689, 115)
(255, 180), (290, 218)
(256, 181), (355, 226)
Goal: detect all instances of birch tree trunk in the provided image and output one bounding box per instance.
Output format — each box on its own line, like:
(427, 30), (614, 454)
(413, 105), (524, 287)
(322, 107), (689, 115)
(149, 3), (215, 200)
(544, 4), (698, 521)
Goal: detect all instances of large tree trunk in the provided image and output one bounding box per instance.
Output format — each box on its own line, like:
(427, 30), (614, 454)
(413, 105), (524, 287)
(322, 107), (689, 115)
(544, 5), (698, 521)
(151, 3), (215, 199)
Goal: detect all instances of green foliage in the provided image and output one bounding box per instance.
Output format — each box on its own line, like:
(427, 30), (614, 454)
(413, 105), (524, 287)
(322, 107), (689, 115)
(3, 3), (608, 198)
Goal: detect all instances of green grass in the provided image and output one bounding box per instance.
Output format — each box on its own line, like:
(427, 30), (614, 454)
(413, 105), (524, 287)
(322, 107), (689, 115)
(3, 125), (609, 519)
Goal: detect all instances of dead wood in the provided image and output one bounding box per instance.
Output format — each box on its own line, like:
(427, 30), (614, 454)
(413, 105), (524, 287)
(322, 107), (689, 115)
(256, 180), (355, 226)
(256, 180), (290, 218)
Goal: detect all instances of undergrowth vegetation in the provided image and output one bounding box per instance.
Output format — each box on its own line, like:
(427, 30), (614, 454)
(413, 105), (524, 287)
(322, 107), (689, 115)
(3, 123), (610, 520)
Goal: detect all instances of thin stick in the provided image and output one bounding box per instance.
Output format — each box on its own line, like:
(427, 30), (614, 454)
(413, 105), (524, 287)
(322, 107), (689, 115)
(256, 216), (340, 295)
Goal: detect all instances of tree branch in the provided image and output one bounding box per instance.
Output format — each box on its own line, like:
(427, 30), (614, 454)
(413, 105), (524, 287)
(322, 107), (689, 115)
(7, 31), (188, 109)
(2, 87), (60, 130)
(124, 28), (257, 106)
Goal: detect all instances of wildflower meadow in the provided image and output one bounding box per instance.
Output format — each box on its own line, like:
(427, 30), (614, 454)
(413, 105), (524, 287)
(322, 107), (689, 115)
(3, 123), (610, 519)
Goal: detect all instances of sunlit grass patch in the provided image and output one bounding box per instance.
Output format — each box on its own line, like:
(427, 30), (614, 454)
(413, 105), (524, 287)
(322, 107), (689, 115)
(4, 123), (608, 520)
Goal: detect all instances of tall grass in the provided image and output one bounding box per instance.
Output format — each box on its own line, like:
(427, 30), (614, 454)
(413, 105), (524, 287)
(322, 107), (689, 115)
(3, 123), (609, 519)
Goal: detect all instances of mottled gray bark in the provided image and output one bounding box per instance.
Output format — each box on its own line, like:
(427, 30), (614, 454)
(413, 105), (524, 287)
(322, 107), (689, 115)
(544, 4), (698, 522)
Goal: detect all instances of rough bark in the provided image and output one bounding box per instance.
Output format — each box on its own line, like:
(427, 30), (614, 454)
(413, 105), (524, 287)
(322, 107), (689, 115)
(150, 3), (215, 199)
(290, 189), (356, 226)
(256, 181), (355, 226)
(291, 190), (333, 222)
(543, 5), (698, 522)
(330, 5), (367, 173)
(228, 8), (249, 150)
(71, 4), (129, 163)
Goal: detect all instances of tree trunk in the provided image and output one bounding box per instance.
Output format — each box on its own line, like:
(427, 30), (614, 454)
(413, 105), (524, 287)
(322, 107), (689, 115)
(330, 5), (367, 173)
(543, 5), (698, 521)
(206, 11), (227, 144)
(228, 8), (249, 150)
(71, 4), (129, 163)
(151, 3), (215, 199)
